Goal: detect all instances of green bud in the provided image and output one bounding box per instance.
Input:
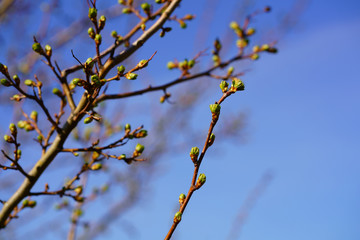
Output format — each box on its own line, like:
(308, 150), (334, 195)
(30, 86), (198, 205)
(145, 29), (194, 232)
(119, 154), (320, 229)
(98, 15), (106, 30)
(24, 79), (35, 86)
(252, 45), (260, 52)
(16, 149), (22, 158)
(236, 38), (249, 48)
(227, 66), (234, 75)
(231, 78), (245, 91)
(118, 0), (126, 4)
(125, 123), (131, 131)
(91, 74), (100, 84)
(52, 88), (62, 96)
(88, 27), (95, 39)
(13, 75), (20, 85)
(179, 193), (186, 205)
(45, 44), (52, 57)
(125, 72), (138, 80)
(91, 163), (102, 171)
(208, 133), (215, 146)
(118, 154), (126, 160)
(30, 111), (38, 122)
(84, 117), (93, 124)
(190, 147), (199, 163)
(261, 44), (270, 51)
(246, 28), (255, 36)
(196, 173), (206, 188)
(0, 78), (10, 87)
(183, 14), (194, 20)
(167, 61), (176, 69)
(209, 103), (221, 114)
(32, 42), (43, 54)
(73, 208), (83, 216)
(179, 20), (187, 29)
(188, 59), (195, 68)
(230, 21), (239, 30)
(251, 53), (259, 60)
(122, 8), (132, 14)
(9, 123), (17, 135)
(95, 34), (102, 44)
(24, 124), (34, 132)
(135, 143), (145, 153)
(72, 78), (81, 86)
(174, 212), (182, 223)
(74, 186), (83, 195)
(117, 65), (125, 74)
(212, 55), (220, 65)
(111, 30), (118, 38)
(4, 134), (14, 143)
(155, 0), (162, 3)
(12, 94), (21, 102)
(219, 81), (229, 93)
(17, 120), (26, 129)
(88, 7), (97, 20)
(37, 135), (42, 141)
(141, 2), (151, 11)
(137, 59), (148, 68)
(134, 129), (148, 138)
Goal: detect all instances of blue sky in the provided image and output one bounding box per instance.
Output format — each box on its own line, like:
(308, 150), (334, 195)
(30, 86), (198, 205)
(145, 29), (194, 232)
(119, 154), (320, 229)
(0, 0), (360, 239)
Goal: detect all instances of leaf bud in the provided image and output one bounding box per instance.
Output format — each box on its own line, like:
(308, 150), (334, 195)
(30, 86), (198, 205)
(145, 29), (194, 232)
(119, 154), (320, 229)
(88, 7), (97, 20)
(118, 154), (126, 160)
(196, 173), (206, 188)
(88, 27), (95, 39)
(4, 134), (14, 143)
(111, 30), (118, 38)
(137, 59), (148, 68)
(141, 2), (151, 12)
(167, 61), (176, 69)
(11, 94), (22, 102)
(179, 20), (187, 29)
(134, 130), (148, 138)
(91, 163), (102, 171)
(252, 45), (260, 52)
(84, 117), (93, 124)
(32, 42), (43, 54)
(264, 6), (271, 12)
(212, 55), (220, 66)
(208, 133), (215, 146)
(246, 28), (255, 36)
(187, 59), (195, 68)
(159, 30), (165, 38)
(9, 123), (17, 135)
(227, 66), (234, 75)
(37, 135), (43, 141)
(85, 58), (94, 68)
(16, 149), (22, 159)
(135, 143), (145, 153)
(91, 74), (100, 84)
(24, 79), (35, 87)
(236, 38), (249, 48)
(52, 88), (62, 97)
(214, 38), (222, 52)
(174, 212), (182, 223)
(219, 81), (229, 93)
(231, 78), (245, 92)
(122, 8), (132, 14)
(251, 53), (259, 60)
(13, 75), (20, 85)
(261, 44), (270, 51)
(74, 186), (83, 195)
(98, 15), (106, 30)
(125, 123), (131, 132)
(72, 78), (81, 86)
(125, 72), (138, 80)
(0, 78), (10, 87)
(95, 34), (102, 45)
(30, 111), (38, 122)
(190, 147), (199, 163)
(44, 44), (52, 57)
(118, 0), (126, 4)
(17, 120), (26, 129)
(209, 103), (221, 114)
(179, 193), (186, 205)
(183, 14), (194, 20)
(24, 124), (35, 132)
(230, 21), (239, 30)
(117, 65), (126, 75)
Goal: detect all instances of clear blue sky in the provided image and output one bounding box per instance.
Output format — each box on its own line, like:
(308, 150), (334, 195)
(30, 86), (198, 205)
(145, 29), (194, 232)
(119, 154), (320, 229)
(0, 0), (359, 239)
